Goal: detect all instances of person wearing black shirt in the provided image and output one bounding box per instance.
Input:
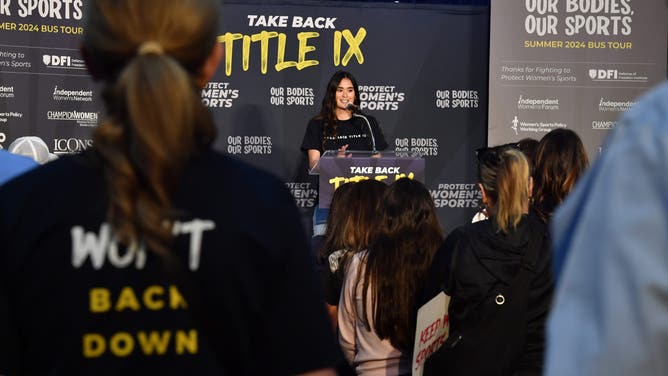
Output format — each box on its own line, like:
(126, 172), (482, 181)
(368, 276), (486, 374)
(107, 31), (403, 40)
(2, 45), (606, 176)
(0, 0), (337, 374)
(301, 71), (388, 170)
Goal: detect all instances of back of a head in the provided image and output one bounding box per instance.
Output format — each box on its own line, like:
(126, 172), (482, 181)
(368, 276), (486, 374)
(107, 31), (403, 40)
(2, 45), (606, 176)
(343, 179), (387, 249)
(364, 178), (443, 350)
(82, 0), (219, 254)
(533, 128), (589, 222)
(478, 146), (530, 233)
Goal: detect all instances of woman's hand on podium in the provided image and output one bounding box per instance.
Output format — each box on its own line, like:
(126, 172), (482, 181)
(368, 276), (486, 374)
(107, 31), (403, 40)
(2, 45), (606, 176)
(336, 144), (350, 158)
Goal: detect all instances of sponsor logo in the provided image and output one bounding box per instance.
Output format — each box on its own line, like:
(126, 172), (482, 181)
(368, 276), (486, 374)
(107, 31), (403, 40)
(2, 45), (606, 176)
(359, 85), (406, 111)
(47, 110), (98, 127)
(0, 132), (5, 148)
(285, 181), (317, 208)
(201, 82), (239, 108)
(511, 116), (566, 134)
(431, 183), (481, 208)
(592, 120), (616, 130)
(394, 137), (439, 157)
(517, 95), (559, 111)
(588, 68), (648, 83)
(53, 86), (93, 102)
(599, 97), (636, 112)
(0, 85), (15, 98)
(511, 116), (519, 135)
(0, 111), (23, 124)
(53, 138), (93, 155)
(42, 54), (86, 69)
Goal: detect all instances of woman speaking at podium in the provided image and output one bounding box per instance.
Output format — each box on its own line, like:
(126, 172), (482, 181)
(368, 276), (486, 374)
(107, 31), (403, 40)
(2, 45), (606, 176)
(301, 70), (388, 170)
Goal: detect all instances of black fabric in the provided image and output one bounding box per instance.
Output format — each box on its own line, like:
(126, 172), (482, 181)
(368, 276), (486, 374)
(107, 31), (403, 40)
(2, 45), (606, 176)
(301, 116), (388, 154)
(0, 149), (338, 375)
(421, 212), (553, 376)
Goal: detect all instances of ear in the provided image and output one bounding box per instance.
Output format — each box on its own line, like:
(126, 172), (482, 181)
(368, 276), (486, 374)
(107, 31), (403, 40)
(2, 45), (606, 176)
(195, 42), (223, 88)
(80, 43), (104, 81)
(478, 183), (488, 206)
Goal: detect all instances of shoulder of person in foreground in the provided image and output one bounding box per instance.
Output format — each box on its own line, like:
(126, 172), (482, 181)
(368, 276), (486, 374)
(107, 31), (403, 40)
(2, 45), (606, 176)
(545, 81), (668, 376)
(0, 149), (38, 186)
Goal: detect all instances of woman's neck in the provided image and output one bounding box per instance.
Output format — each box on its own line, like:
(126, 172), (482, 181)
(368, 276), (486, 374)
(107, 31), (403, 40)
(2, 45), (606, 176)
(335, 108), (352, 121)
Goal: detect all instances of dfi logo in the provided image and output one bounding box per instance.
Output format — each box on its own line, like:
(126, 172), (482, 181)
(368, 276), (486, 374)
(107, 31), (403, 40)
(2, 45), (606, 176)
(589, 69), (618, 80)
(43, 55), (72, 67)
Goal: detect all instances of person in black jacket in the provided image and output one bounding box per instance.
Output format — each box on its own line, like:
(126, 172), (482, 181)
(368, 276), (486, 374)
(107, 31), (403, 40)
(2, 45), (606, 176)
(423, 144), (553, 376)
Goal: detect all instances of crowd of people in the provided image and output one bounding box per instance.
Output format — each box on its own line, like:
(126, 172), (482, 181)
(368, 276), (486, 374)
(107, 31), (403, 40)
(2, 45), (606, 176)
(1, 0), (666, 375)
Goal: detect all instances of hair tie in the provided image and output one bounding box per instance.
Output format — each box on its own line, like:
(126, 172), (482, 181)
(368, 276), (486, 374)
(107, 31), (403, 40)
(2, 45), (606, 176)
(137, 41), (163, 55)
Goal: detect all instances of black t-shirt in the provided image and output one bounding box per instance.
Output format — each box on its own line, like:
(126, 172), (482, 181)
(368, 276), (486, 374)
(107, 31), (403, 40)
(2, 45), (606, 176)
(0, 149), (338, 375)
(301, 116), (388, 154)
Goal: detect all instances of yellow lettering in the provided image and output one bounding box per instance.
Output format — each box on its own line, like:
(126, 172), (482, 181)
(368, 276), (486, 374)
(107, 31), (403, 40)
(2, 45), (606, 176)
(395, 172), (415, 180)
(175, 330), (198, 355)
(275, 33), (296, 71)
(109, 332), (134, 357)
(137, 331), (171, 355)
(341, 28), (366, 66)
(347, 175), (370, 183)
(374, 175), (389, 182)
(251, 31), (279, 74)
(142, 285), (165, 311)
(333, 31), (342, 66)
(242, 35), (251, 71)
(296, 32), (319, 70)
(218, 33), (243, 76)
(115, 287), (140, 312)
(169, 285), (188, 309)
(89, 288), (111, 313)
(329, 176), (348, 189)
(82, 333), (106, 358)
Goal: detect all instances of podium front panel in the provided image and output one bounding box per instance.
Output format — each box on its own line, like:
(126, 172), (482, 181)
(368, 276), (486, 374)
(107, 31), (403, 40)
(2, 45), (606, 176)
(318, 154), (425, 208)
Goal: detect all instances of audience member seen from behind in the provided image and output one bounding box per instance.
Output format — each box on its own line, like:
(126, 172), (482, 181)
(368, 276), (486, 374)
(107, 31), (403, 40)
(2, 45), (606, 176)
(517, 137), (539, 171)
(338, 178), (444, 375)
(318, 179), (387, 329)
(545, 81), (668, 375)
(532, 128), (589, 224)
(0, 0), (337, 374)
(423, 146), (553, 376)
(472, 138), (539, 223)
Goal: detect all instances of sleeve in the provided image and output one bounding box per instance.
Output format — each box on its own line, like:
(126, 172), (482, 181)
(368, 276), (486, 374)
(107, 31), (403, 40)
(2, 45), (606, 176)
(337, 254), (361, 365)
(0, 185), (20, 375)
(519, 230), (553, 374)
(545, 105), (668, 376)
(420, 229), (463, 306)
(301, 118), (324, 154)
(263, 181), (339, 374)
(369, 116), (388, 151)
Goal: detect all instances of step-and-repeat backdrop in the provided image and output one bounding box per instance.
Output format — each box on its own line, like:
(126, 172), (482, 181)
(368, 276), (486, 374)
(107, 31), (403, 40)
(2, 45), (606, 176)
(488, 0), (668, 160)
(0, 0), (487, 234)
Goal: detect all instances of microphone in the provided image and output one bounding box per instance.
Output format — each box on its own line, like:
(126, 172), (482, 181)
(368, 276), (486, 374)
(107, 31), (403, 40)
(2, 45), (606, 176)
(345, 103), (361, 113)
(346, 103), (377, 154)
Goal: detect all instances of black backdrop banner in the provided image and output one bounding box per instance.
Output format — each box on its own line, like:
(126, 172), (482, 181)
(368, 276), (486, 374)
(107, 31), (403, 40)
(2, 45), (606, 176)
(0, 1), (489, 235)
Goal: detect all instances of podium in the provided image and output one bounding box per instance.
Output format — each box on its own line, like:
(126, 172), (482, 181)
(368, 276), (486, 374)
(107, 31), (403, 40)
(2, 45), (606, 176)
(310, 150), (425, 208)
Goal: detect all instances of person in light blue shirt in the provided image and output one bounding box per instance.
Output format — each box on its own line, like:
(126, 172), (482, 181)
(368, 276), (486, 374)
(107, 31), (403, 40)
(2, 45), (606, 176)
(545, 81), (668, 375)
(0, 149), (37, 186)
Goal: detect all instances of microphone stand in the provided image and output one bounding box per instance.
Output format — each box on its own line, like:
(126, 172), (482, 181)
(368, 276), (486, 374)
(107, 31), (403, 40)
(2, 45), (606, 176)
(347, 104), (377, 154)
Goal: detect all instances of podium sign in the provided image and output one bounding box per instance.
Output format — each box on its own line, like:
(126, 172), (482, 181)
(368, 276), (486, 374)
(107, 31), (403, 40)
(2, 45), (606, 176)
(316, 150), (425, 208)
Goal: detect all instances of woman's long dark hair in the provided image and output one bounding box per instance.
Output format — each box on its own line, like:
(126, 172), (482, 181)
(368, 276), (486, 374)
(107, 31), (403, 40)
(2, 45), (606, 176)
(83, 0), (218, 255)
(532, 128), (589, 223)
(315, 70), (360, 150)
(319, 180), (387, 262)
(360, 178), (444, 350)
